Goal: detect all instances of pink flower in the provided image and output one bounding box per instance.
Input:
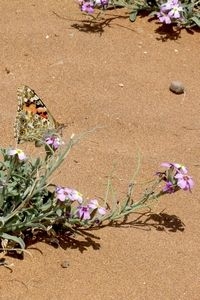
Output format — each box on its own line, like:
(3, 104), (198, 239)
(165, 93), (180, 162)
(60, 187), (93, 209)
(77, 205), (91, 220)
(7, 148), (27, 161)
(45, 135), (63, 151)
(56, 187), (83, 203)
(168, 5), (183, 19)
(95, 0), (109, 7)
(163, 181), (175, 193)
(88, 199), (106, 215)
(157, 0), (183, 24)
(81, 1), (94, 13)
(174, 173), (194, 191)
(159, 162), (194, 193)
(161, 0), (180, 11)
(161, 162), (188, 174)
(157, 11), (172, 24)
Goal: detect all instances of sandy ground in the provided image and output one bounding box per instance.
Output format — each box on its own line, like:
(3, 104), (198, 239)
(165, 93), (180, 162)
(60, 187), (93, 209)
(0, 1), (200, 299)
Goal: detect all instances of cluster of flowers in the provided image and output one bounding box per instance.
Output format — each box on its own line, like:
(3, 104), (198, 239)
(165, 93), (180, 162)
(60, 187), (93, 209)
(157, 0), (183, 24)
(7, 143), (194, 223)
(7, 144), (107, 222)
(158, 162), (194, 193)
(78, 0), (109, 14)
(77, 0), (184, 25)
(7, 147), (194, 195)
(7, 135), (63, 161)
(56, 186), (106, 220)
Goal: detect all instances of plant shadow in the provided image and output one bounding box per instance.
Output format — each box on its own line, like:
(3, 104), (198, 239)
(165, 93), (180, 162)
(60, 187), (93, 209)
(27, 211), (184, 251)
(70, 13), (131, 34)
(2, 211), (184, 262)
(52, 10), (134, 35)
(154, 23), (182, 41)
(24, 226), (101, 254)
(148, 16), (200, 41)
(110, 210), (185, 232)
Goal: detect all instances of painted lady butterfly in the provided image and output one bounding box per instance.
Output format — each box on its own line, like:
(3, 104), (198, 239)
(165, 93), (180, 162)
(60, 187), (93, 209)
(14, 85), (64, 144)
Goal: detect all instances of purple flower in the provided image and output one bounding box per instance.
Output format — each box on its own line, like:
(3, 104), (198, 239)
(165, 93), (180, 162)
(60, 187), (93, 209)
(174, 173), (194, 191)
(45, 135), (63, 151)
(7, 148), (27, 161)
(81, 1), (94, 14)
(168, 4), (183, 19)
(77, 205), (91, 220)
(163, 181), (175, 193)
(88, 199), (106, 215)
(157, 11), (172, 24)
(56, 187), (83, 203)
(161, 162), (188, 174)
(159, 162), (194, 193)
(95, 0), (109, 7)
(101, 0), (108, 4)
(161, 162), (174, 168)
(157, 0), (183, 24)
(161, 0), (178, 11)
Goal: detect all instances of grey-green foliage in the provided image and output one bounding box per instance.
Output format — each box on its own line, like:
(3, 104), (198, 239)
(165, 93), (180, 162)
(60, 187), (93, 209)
(105, 0), (200, 27)
(0, 131), (191, 253)
(0, 136), (76, 249)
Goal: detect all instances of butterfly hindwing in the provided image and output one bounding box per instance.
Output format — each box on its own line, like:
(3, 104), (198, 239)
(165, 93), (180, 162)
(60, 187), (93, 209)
(14, 85), (61, 144)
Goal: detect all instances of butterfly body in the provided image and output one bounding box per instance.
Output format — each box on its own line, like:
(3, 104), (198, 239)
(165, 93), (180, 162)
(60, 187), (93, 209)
(14, 85), (63, 144)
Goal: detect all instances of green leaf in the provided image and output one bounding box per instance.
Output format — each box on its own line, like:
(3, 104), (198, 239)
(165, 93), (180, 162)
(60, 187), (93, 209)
(56, 208), (62, 217)
(113, 0), (127, 7)
(190, 16), (200, 27)
(40, 200), (53, 212)
(129, 11), (138, 22)
(0, 232), (25, 249)
(0, 190), (4, 208)
(0, 217), (5, 226)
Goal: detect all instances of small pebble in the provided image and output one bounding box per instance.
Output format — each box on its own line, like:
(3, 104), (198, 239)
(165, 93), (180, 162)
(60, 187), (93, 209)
(61, 261), (70, 268)
(169, 81), (185, 94)
(5, 67), (10, 74)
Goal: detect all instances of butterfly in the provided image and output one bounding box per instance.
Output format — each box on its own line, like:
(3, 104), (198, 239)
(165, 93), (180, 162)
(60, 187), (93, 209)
(14, 85), (64, 144)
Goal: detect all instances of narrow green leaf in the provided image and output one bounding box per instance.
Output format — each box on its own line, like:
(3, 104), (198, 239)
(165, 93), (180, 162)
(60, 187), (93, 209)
(190, 16), (200, 27)
(129, 11), (138, 22)
(0, 232), (25, 249)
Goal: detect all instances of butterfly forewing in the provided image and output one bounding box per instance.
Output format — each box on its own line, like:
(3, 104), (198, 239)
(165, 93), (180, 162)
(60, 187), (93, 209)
(14, 85), (62, 144)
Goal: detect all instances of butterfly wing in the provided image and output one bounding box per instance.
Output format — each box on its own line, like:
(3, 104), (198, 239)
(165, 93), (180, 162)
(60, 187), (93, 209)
(14, 85), (60, 144)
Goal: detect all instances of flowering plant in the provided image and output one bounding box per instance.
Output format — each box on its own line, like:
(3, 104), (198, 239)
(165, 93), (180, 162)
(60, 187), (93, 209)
(157, 0), (184, 24)
(77, 0), (200, 29)
(0, 131), (194, 255)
